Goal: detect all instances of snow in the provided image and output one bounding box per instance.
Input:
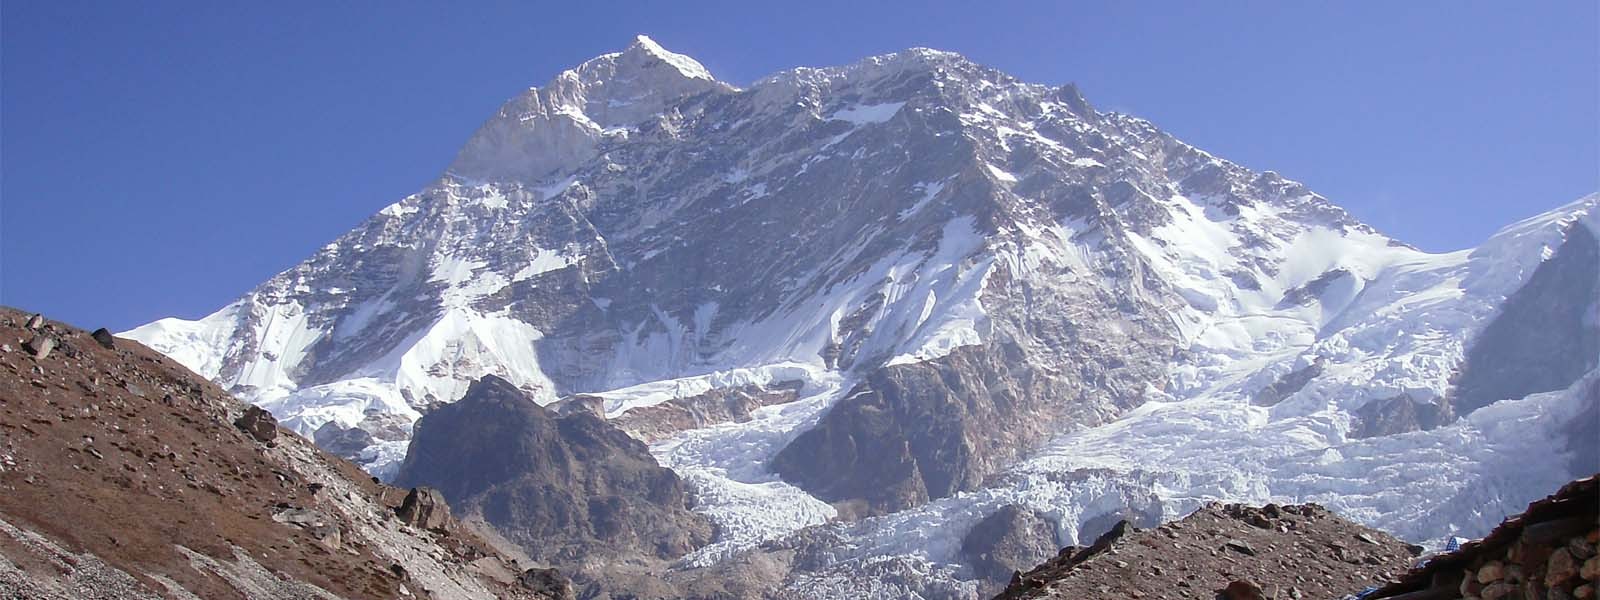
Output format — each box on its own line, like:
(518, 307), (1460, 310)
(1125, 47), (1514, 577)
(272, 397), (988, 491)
(511, 248), (583, 281)
(885, 218), (994, 366)
(590, 362), (823, 418)
(656, 370), (846, 566)
(898, 180), (948, 220)
(984, 163), (1018, 183)
(828, 102), (905, 125)
(629, 35), (716, 81)
(121, 301), (246, 379)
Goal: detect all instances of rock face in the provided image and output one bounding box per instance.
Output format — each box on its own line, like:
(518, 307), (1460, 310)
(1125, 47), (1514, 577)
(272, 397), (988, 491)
(609, 380), (803, 443)
(1352, 393), (1456, 438)
(997, 502), (1419, 600)
(0, 307), (563, 600)
(393, 376), (712, 570)
(1369, 476), (1599, 600)
(960, 505), (1060, 586)
(1452, 224), (1600, 415)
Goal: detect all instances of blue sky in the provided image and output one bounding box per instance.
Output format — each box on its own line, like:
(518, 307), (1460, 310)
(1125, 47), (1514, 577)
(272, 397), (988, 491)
(3, 1), (1596, 331)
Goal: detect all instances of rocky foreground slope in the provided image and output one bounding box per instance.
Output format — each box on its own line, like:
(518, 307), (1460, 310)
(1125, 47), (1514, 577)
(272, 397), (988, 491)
(0, 307), (569, 599)
(995, 502), (1421, 600)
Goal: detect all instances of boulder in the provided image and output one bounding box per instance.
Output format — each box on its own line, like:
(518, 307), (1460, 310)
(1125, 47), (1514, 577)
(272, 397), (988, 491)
(89, 328), (116, 350)
(22, 336), (54, 360)
(960, 504), (1060, 584)
(233, 406), (278, 443)
(396, 487), (452, 532)
(1223, 579), (1265, 600)
(23, 314), (43, 330)
(517, 568), (575, 600)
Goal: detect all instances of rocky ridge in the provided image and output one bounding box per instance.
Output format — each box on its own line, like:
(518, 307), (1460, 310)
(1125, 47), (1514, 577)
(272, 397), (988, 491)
(0, 307), (569, 599)
(392, 375), (712, 596)
(996, 502), (1421, 600)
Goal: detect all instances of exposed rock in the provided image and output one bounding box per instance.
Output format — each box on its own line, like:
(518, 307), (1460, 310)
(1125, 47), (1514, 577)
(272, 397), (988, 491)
(0, 305), (564, 599)
(1222, 579), (1265, 600)
(393, 375), (712, 580)
(1223, 539), (1257, 556)
(22, 336), (54, 360)
(997, 502), (1415, 600)
(550, 395), (604, 419)
(1452, 223), (1600, 415)
(1352, 393), (1455, 438)
(313, 422), (375, 462)
(773, 338), (1167, 517)
(960, 504), (1060, 586)
(517, 568), (575, 600)
(23, 313), (43, 330)
(233, 405), (278, 443)
(89, 328), (116, 350)
(611, 380), (804, 442)
(396, 487), (452, 532)
(1252, 359), (1324, 406)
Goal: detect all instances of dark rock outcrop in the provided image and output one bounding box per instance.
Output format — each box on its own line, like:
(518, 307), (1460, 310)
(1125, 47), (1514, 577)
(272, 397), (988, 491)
(1252, 359), (1324, 406)
(393, 375), (712, 566)
(517, 568), (576, 600)
(1452, 223), (1600, 415)
(89, 328), (116, 350)
(1352, 393), (1455, 438)
(396, 487), (452, 532)
(611, 381), (804, 443)
(771, 346), (1054, 518)
(233, 405), (278, 443)
(960, 505), (1060, 586)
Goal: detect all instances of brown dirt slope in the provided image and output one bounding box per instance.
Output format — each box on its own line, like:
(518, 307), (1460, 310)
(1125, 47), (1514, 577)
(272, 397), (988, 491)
(0, 306), (568, 600)
(996, 502), (1422, 600)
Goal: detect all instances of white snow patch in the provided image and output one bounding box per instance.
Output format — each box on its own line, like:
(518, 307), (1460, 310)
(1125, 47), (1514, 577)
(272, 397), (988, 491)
(828, 102), (906, 125)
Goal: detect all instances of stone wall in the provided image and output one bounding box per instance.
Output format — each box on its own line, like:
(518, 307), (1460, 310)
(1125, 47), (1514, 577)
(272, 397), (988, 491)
(1371, 475), (1599, 600)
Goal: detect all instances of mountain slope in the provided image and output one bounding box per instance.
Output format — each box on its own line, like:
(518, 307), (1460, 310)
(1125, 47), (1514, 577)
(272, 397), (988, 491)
(125, 37), (1600, 598)
(0, 307), (569, 599)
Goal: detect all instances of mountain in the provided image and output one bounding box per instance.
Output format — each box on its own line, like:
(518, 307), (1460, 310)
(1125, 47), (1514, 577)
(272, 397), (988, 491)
(124, 35), (1600, 598)
(392, 375), (714, 594)
(0, 308), (572, 600)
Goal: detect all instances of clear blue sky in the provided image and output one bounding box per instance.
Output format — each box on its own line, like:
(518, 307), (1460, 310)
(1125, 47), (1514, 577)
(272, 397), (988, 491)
(3, 1), (1596, 331)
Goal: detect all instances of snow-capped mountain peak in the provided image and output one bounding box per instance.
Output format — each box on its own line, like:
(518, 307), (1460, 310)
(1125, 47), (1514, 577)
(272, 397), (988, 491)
(124, 39), (1598, 599)
(447, 36), (730, 184)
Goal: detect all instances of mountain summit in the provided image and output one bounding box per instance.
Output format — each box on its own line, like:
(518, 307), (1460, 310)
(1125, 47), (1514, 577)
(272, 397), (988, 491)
(125, 37), (1599, 598)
